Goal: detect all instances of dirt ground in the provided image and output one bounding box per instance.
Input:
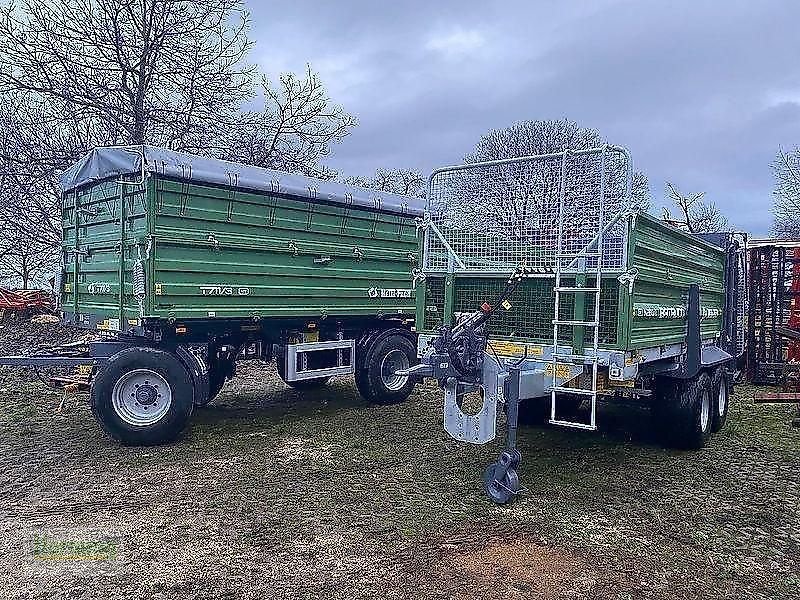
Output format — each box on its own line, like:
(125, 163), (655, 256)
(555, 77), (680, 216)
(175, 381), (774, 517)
(0, 322), (799, 600)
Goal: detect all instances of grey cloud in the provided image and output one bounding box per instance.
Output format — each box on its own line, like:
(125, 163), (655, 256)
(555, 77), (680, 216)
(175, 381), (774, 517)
(249, 0), (798, 234)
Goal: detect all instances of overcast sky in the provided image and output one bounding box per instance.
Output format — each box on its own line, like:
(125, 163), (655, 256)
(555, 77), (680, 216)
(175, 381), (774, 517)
(249, 0), (798, 235)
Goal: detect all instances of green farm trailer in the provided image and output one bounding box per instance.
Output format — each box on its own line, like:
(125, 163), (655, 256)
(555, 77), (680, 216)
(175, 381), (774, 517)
(1, 146), (423, 444)
(402, 146), (741, 503)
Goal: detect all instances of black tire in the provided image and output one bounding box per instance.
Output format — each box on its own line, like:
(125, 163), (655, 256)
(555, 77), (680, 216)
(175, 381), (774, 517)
(659, 372), (713, 449)
(204, 355), (236, 404)
(276, 348), (330, 390)
(201, 344), (240, 404)
(650, 377), (670, 443)
(483, 463), (520, 505)
(711, 366), (730, 432)
(355, 333), (417, 405)
(90, 347), (194, 445)
(206, 366), (227, 401)
(177, 346), (210, 407)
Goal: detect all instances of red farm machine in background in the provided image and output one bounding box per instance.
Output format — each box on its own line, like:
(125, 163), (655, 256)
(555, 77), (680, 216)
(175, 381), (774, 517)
(786, 247), (800, 365)
(747, 240), (800, 424)
(0, 288), (54, 316)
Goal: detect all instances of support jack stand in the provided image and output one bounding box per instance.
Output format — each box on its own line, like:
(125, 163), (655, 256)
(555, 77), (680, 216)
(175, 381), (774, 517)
(483, 367), (524, 504)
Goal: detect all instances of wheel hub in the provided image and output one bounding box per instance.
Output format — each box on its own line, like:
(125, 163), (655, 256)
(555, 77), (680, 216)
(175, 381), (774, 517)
(135, 385), (158, 406)
(111, 369), (172, 427)
(380, 349), (410, 391)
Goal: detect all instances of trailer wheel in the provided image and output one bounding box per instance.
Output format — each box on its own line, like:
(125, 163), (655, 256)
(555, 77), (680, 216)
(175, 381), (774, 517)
(176, 346), (211, 408)
(90, 347), (194, 445)
(661, 372), (713, 449)
(711, 366), (730, 432)
(199, 344), (241, 404)
(483, 462), (520, 505)
(207, 368), (226, 401)
(205, 355), (236, 403)
(355, 334), (416, 405)
(275, 347), (330, 390)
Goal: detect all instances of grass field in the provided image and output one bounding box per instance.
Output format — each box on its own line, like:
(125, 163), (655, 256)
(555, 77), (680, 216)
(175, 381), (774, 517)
(1, 355), (798, 600)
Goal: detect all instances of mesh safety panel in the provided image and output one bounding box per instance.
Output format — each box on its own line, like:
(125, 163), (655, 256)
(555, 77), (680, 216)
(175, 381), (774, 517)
(425, 147), (631, 273)
(423, 277), (446, 330)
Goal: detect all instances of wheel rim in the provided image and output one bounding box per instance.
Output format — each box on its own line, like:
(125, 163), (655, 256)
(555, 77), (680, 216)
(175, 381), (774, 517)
(111, 369), (172, 427)
(380, 349), (410, 392)
(718, 383), (727, 417)
(700, 388), (711, 432)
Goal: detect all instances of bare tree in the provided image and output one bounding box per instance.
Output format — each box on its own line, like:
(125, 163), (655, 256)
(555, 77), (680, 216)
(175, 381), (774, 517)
(438, 119), (649, 239)
(0, 0), (254, 151)
(222, 67), (357, 179)
(662, 182), (728, 233)
(0, 227), (56, 288)
(772, 147), (800, 238)
(464, 119), (651, 210)
(0, 95), (66, 252)
(0, 111), (59, 289)
(631, 171), (651, 212)
(467, 119), (607, 160)
(344, 168), (425, 197)
(0, 0), (357, 286)
(0, 0), (254, 285)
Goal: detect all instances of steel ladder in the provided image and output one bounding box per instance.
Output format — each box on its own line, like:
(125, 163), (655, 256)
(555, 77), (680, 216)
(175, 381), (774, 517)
(549, 148), (608, 431)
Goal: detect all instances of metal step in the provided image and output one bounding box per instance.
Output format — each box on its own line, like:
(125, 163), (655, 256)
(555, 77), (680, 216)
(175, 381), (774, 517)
(550, 386), (597, 396)
(554, 286), (601, 293)
(549, 419), (598, 431)
(552, 186), (608, 438)
(552, 319), (599, 327)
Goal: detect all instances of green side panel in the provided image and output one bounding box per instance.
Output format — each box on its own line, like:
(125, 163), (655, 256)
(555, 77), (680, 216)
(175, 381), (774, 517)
(626, 213), (726, 349)
(147, 177), (418, 320)
(421, 275), (621, 348)
(416, 213), (725, 353)
(60, 179), (148, 324)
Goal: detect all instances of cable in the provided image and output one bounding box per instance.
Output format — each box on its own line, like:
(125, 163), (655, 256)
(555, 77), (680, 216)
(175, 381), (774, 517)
(510, 343), (530, 367)
(487, 339), (503, 368)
